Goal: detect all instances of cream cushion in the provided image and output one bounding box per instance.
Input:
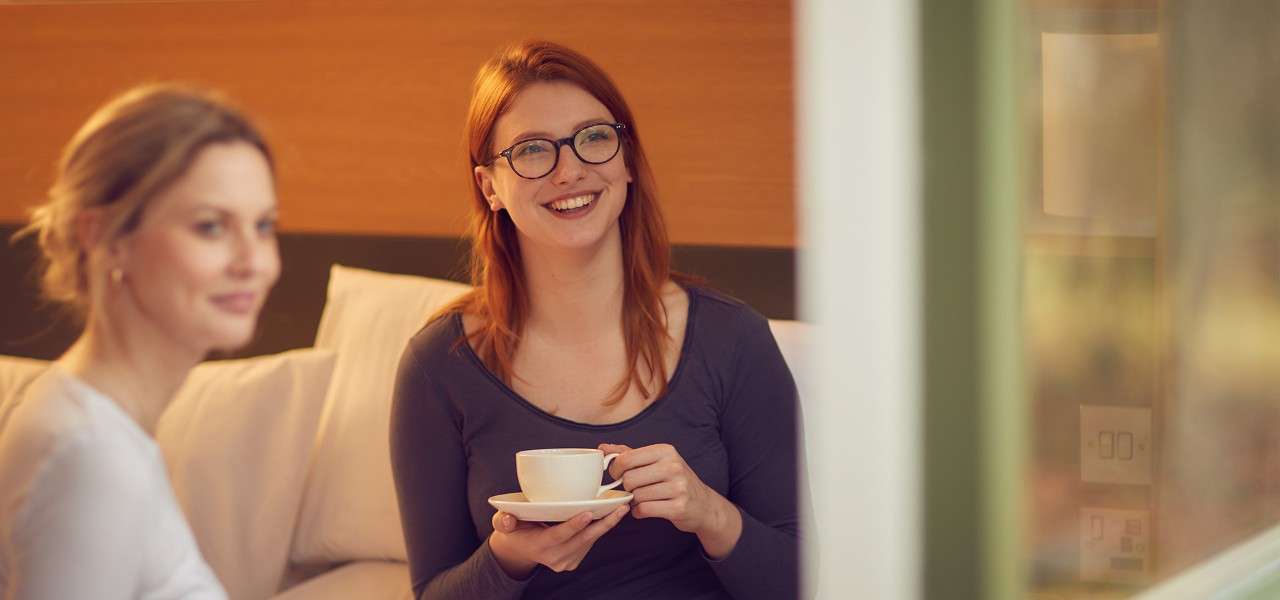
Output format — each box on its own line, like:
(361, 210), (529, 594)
(271, 561), (412, 600)
(157, 348), (336, 600)
(291, 265), (471, 563)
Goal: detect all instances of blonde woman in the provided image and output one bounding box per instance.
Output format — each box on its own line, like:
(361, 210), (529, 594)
(0, 85), (279, 599)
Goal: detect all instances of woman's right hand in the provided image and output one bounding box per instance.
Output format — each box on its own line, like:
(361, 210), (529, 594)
(487, 506), (629, 578)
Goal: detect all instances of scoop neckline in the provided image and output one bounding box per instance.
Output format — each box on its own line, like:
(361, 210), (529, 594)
(453, 285), (699, 432)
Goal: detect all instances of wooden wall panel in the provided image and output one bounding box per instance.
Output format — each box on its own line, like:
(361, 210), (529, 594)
(0, 1), (793, 247)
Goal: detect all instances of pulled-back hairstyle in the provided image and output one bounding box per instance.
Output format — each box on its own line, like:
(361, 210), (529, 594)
(15, 83), (272, 319)
(457, 40), (688, 405)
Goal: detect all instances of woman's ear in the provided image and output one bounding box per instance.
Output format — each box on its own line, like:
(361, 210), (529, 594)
(73, 208), (103, 250)
(474, 165), (503, 212)
(73, 208), (106, 252)
(76, 208), (133, 270)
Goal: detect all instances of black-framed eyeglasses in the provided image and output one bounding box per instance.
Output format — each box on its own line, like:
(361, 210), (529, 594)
(489, 122), (626, 179)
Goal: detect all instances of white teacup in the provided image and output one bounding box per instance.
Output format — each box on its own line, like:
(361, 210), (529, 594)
(516, 448), (623, 503)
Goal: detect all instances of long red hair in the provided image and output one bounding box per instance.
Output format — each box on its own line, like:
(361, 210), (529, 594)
(453, 40), (684, 405)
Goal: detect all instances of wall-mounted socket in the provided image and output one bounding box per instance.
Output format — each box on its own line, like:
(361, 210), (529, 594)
(1080, 405), (1152, 485)
(1080, 507), (1151, 583)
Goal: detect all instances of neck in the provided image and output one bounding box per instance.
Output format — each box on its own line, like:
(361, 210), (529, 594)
(520, 225), (625, 342)
(57, 313), (203, 436)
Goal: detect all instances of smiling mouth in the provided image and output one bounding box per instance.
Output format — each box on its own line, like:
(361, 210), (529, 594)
(544, 193), (597, 214)
(211, 292), (259, 315)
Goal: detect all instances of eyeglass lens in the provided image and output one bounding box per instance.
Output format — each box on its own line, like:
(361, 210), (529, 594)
(508, 123), (620, 178)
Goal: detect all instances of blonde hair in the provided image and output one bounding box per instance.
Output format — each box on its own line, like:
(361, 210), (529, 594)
(15, 83), (272, 318)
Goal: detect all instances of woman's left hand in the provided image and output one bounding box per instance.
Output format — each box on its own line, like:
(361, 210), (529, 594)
(599, 443), (743, 558)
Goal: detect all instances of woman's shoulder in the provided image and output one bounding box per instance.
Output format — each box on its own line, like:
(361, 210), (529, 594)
(683, 283), (771, 337)
(0, 371), (158, 518)
(404, 304), (494, 378)
(403, 309), (472, 371)
(3, 369), (142, 458)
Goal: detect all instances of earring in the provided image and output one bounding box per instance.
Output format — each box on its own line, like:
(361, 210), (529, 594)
(110, 268), (124, 285)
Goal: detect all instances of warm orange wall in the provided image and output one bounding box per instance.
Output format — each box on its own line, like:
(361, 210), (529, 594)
(0, 1), (793, 247)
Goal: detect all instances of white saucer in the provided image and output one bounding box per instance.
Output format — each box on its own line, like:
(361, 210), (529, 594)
(487, 489), (634, 523)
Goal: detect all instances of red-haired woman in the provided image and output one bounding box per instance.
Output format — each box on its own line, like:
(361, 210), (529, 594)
(390, 40), (803, 600)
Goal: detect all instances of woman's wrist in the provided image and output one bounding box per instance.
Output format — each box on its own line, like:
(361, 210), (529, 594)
(487, 533), (537, 579)
(697, 494), (744, 560)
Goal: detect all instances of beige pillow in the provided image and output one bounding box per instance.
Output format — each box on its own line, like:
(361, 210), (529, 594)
(271, 560), (411, 600)
(158, 348), (336, 600)
(291, 265), (471, 564)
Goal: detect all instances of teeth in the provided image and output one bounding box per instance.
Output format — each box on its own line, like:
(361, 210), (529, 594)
(549, 194), (595, 211)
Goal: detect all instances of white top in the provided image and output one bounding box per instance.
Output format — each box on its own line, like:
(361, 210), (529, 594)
(0, 366), (226, 600)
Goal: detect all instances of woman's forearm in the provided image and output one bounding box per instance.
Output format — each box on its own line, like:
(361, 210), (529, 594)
(419, 540), (530, 600)
(696, 493), (744, 559)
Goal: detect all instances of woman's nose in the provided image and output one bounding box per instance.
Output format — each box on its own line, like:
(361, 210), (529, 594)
(550, 143), (587, 184)
(230, 228), (279, 281)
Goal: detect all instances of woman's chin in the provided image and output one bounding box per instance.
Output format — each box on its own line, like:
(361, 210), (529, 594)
(204, 326), (258, 355)
(532, 221), (622, 254)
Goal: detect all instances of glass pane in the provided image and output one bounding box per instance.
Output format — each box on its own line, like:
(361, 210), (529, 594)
(1022, 1), (1280, 597)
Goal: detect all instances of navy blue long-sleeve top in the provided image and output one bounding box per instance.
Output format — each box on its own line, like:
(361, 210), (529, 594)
(389, 286), (804, 599)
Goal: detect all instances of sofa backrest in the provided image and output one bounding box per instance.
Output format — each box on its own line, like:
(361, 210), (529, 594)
(0, 265), (816, 578)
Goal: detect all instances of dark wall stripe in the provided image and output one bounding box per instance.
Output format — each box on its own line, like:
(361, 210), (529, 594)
(922, 2), (984, 599)
(0, 223), (794, 360)
(922, 0), (1023, 598)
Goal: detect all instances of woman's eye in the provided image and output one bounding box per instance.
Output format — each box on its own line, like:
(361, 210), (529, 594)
(194, 221), (224, 237)
(257, 218), (277, 236)
(515, 143), (546, 157)
(579, 127), (615, 145)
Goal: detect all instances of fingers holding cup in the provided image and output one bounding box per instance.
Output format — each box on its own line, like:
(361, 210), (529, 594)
(598, 443), (633, 479)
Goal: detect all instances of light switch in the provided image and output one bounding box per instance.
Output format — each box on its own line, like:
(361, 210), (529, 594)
(1118, 432), (1134, 460)
(1081, 406), (1152, 484)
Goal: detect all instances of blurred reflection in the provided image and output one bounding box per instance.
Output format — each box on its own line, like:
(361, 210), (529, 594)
(1160, 0), (1280, 575)
(1023, 1), (1280, 597)
(1027, 244), (1157, 596)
